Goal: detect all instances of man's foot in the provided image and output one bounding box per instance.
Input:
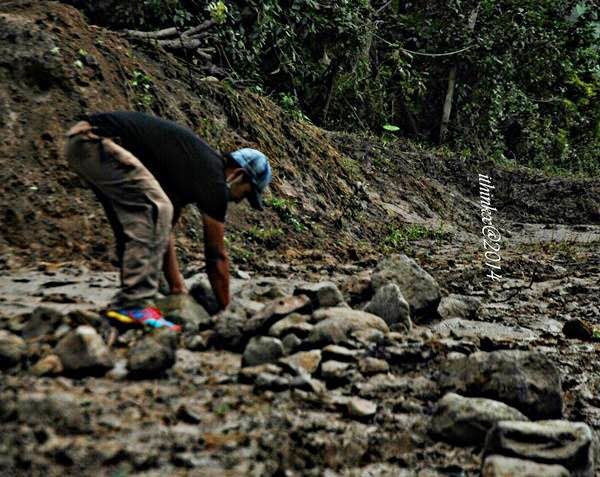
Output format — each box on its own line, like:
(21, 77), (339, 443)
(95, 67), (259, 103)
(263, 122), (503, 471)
(104, 306), (181, 332)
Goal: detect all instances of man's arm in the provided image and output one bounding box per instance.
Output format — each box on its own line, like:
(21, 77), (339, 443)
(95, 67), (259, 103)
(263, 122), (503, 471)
(202, 213), (230, 310)
(162, 206), (187, 294)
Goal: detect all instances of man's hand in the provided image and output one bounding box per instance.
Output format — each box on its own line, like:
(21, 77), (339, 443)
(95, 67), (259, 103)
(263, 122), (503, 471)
(170, 282), (188, 295)
(202, 213), (230, 310)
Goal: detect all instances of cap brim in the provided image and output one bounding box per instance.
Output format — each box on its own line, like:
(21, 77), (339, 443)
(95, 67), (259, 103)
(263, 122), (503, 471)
(247, 187), (264, 211)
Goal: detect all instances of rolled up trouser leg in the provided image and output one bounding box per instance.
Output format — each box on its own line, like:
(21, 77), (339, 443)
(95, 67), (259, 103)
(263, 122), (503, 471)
(64, 123), (173, 304)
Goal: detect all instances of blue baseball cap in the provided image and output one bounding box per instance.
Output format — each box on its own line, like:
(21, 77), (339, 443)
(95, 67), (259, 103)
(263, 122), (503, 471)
(228, 148), (272, 211)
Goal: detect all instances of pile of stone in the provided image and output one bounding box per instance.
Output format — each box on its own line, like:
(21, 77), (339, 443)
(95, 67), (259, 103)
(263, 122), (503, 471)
(0, 253), (595, 475)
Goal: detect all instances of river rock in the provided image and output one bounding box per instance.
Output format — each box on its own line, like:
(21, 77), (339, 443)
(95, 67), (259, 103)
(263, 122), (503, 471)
(22, 306), (64, 339)
(437, 294), (481, 320)
(54, 325), (113, 376)
(483, 420), (593, 477)
(0, 330), (26, 369)
(430, 393), (528, 446)
(346, 397), (377, 419)
(482, 455), (570, 477)
(358, 357), (389, 376)
(371, 254), (441, 318)
(364, 283), (411, 332)
(282, 333), (302, 354)
(439, 350), (562, 419)
(321, 360), (351, 384)
(268, 313), (313, 338)
(127, 331), (177, 377)
(322, 344), (357, 362)
(244, 295), (312, 336)
(31, 354), (63, 376)
(294, 282), (344, 308)
(156, 294), (212, 332)
(280, 350), (322, 375)
(213, 311), (246, 351)
(307, 308), (389, 346)
(242, 336), (284, 366)
(189, 277), (220, 315)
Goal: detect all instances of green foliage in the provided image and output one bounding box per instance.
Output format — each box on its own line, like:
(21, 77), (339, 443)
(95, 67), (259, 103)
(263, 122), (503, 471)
(96, 0), (599, 176)
(207, 1), (228, 25)
(129, 69), (154, 109)
(244, 225), (284, 246)
(264, 196), (308, 233)
(382, 224), (449, 251)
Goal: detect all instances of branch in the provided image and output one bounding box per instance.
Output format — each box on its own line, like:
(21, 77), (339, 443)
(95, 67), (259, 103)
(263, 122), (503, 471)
(399, 44), (474, 58)
(124, 27), (178, 39)
(124, 20), (215, 42)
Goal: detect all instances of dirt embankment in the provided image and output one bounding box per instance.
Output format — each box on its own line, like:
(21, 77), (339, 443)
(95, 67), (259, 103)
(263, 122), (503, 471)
(0, 1), (598, 276)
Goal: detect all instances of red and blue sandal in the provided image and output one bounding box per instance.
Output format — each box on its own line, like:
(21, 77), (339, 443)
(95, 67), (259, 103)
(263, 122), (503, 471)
(104, 306), (181, 332)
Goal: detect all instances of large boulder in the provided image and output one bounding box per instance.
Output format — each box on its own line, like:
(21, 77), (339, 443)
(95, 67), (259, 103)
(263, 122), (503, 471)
(156, 294), (212, 332)
(484, 420), (593, 477)
(430, 393), (528, 446)
(54, 325), (113, 376)
(307, 308), (389, 346)
(439, 350), (562, 419)
(371, 254), (440, 318)
(364, 283), (411, 332)
(0, 330), (26, 369)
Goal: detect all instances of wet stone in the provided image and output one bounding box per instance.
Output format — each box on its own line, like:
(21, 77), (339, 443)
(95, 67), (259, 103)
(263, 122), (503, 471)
(54, 325), (113, 376)
(322, 344), (357, 362)
(31, 353), (63, 376)
(321, 360), (351, 384)
(279, 350), (322, 375)
(294, 281), (345, 308)
(268, 313), (313, 338)
(127, 331), (177, 378)
(238, 363), (282, 383)
(242, 336), (284, 366)
(282, 333), (302, 354)
(346, 397), (377, 420)
(364, 283), (412, 332)
(0, 329), (26, 369)
(430, 393), (528, 446)
(213, 311), (246, 351)
(244, 295), (312, 336)
(371, 254), (441, 319)
(484, 420), (593, 477)
(358, 357), (389, 376)
(437, 294), (481, 320)
(307, 308), (389, 346)
(22, 306), (64, 339)
(156, 294), (212, 332)
(482, 455), (570, 477)
(439, 350), (562, 419)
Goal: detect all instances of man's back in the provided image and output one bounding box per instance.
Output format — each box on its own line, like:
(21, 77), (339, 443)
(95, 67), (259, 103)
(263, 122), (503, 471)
(88, 111), (227, 221)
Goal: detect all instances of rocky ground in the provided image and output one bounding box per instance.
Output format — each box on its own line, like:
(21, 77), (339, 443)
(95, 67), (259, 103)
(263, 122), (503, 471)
(1, 2), (600, 476)
(1, 222), (599, 477)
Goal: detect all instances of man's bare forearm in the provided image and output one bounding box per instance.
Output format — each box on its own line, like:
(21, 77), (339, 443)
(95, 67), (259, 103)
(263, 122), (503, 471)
(206, 254), (230, 310)
(162, 234), (187, 294)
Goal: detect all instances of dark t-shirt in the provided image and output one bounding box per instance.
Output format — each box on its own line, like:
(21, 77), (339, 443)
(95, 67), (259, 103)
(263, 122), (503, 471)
(87, 111), (228, 222)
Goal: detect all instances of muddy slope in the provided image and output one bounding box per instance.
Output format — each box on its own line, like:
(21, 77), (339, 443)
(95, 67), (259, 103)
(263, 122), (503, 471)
(1, 2), (597, 274)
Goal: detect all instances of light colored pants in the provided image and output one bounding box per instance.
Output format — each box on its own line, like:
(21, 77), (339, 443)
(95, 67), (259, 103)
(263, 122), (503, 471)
(64, 121), (173, 305)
